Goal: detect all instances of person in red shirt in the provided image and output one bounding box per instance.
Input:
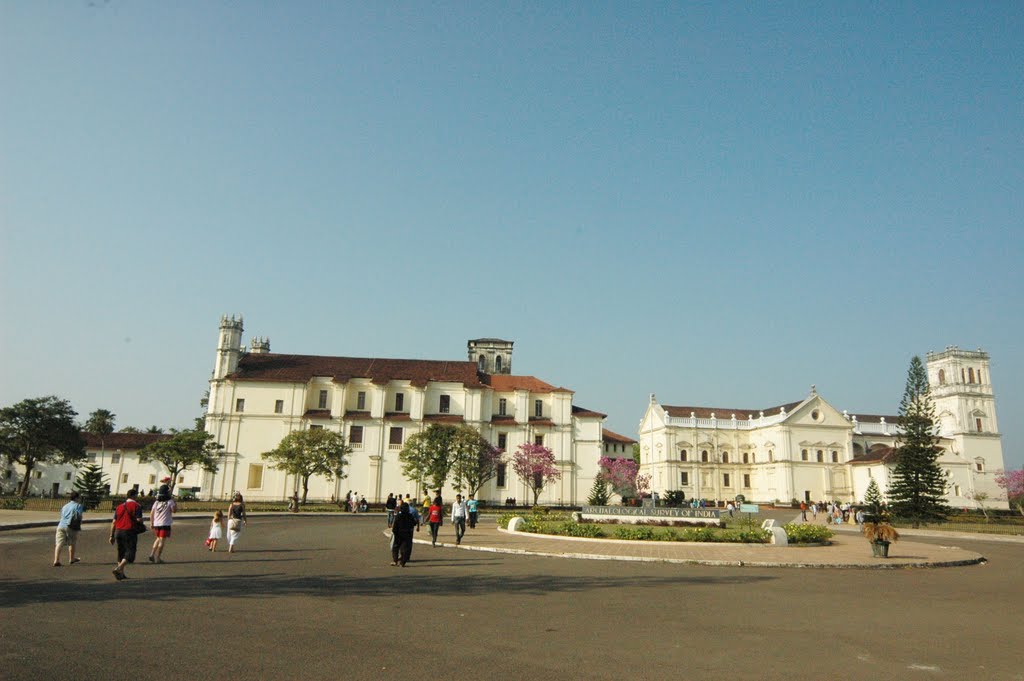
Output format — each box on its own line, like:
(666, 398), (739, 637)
(427, 499), (443, 546)
(109, 489), (142, 580)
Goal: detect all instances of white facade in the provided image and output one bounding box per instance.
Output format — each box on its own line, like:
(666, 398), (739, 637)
(639, 347), (1008, 509)
(192, 317), (609, 504)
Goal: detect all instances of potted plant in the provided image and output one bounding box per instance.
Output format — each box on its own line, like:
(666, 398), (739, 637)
(862, 479), (899, 557)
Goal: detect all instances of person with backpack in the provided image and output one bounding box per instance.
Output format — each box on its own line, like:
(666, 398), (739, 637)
(147, 482), (176, 564)
(110, 488), (144, 581)
(53, 491), (84, 567)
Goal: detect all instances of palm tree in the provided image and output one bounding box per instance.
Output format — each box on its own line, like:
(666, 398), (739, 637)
(84, 409), (116, 465)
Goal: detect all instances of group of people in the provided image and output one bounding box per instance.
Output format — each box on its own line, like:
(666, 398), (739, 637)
(799, 500), (865, 525)
(386, 490), (480, 566)
(343, 491), (369, 513)
(54, 480), (249, 581)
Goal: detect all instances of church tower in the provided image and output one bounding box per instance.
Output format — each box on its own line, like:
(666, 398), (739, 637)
(926, 346), (998, 437)
(468, 338), (514, 375)
(213, 315), (244, 380)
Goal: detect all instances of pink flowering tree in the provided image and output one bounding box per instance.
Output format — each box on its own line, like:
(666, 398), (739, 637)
(635, 473), (651, 499)
(995, 469), (1024, 516)
(511, 443), (561, 506)
(599, 456), (639, 500)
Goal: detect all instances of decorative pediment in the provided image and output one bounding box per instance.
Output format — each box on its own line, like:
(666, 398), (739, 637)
(676, 441), (694, 449)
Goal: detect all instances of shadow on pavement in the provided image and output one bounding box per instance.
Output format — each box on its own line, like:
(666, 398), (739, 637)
(0, 571), (776, 608)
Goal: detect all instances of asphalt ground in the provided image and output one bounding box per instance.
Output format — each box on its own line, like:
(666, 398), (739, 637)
(1, 515), (1022, 681)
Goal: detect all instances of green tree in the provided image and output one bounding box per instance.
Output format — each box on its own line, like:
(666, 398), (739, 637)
(863, 477), (887, 523)
(449, 424), (503, 496)
(146, 425), (164, 434)
(262, 429), (350, 504)
(399, 424), (459, 491)
(118, 426), (142, 433)
(141, 429), (222, 493)
(84, 409), (116, 462)
(631, 443), (641, 466)
(888, 356), (949, 527)
(587, 473), (610, 505)
(73, 463), (109, 509)
(0, 396), (86, 496)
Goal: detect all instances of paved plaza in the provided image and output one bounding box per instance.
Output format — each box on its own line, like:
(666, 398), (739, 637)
(1, 513), (1021, 680)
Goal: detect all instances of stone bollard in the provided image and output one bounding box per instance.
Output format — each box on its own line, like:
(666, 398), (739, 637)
(507, 517), (526, 532)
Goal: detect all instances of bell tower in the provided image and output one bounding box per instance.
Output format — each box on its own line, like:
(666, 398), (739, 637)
(213, 314), (244, 380)
(926, 346), (998, 436)
(468, 338), (514, 375)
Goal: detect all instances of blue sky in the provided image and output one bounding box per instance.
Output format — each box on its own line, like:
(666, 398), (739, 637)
(2, 3), (1021, 470)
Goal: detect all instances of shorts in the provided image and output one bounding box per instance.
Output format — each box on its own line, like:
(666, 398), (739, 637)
(55, 527), (79, 549)
(153, 526), (172, 538)
(115, 529), (138, 563)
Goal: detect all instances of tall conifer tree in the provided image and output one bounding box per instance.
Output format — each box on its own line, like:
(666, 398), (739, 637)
(888, 356), (948, 527)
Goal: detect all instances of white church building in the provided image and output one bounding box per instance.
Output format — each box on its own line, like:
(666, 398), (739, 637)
(638, 346), (1007, 509)
(192, 316), (630, 505)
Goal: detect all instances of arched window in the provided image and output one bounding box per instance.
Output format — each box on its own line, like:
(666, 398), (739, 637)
(680, 449), (688, 462)
(722, 451), (729, 463)
(750, 452), (755, 463)
(742, 452), (749, 464)
(968, 367), (975, 383)
(768, 450), (774, 462)
(495, 355), (503, 373)
(831, 451), (838, 463)
(478, 355), (486, 372)
(816, 450), (823, 462)
(938, 369), (945, 384)
(701, 450), (709, 462)
(801, 449), (808, 461)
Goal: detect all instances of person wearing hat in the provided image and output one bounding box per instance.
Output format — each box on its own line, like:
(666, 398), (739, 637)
(147, 481), (176, 564)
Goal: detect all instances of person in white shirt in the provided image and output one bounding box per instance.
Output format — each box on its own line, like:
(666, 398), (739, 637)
(148, 483), (177, 564)
(451, 494), (468, 545)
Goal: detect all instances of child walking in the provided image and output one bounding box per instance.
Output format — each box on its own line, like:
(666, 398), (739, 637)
(206, 510), (224, 552)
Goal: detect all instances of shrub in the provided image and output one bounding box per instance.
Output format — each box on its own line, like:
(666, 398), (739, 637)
(782, 523), (834, 544)
(614, 525), (655, 540)
(0, 496), (26, 510)
(556, 521), (605, 538)
(654, 528), (681, 541)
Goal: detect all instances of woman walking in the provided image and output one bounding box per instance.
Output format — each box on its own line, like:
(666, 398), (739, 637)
(148, 482), (176, 563)
(226, 492), (247, 553)
(390, 501), (418, 567)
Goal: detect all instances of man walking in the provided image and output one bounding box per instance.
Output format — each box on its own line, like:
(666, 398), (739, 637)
(385, 493), (397, 528)
(467, 493), (479, 529)
(110, 488), (143, 580)
(54, 491), (84, 567)
(451, 494), (468, 545)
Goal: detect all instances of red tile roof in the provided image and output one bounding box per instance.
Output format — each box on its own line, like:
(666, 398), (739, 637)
(849, 447), (899, 464)
(602, 428), (636, 444)
(572, 405), (607, 419)
(484, 374), (573, 394)
(663, 401), (804, 420)
(229, 353), (487, 389)
(82, 432), (172, 449)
